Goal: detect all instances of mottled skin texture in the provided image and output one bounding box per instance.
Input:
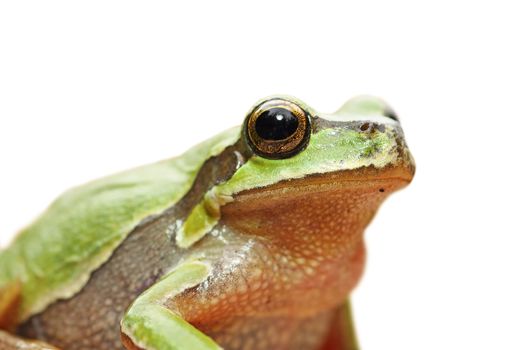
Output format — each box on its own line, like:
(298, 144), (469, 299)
(0, 96), (415, 350)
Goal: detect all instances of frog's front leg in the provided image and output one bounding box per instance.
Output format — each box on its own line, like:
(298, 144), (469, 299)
(120, 260), (222, 350)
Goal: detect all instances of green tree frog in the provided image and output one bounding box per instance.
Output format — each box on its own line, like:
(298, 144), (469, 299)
(0, 95), (414, 350)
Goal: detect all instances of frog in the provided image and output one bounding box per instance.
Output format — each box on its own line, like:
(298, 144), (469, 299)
(0, 95), (415, 350)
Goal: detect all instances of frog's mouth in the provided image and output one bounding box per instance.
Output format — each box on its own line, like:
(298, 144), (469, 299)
(223, 163), (414, 212)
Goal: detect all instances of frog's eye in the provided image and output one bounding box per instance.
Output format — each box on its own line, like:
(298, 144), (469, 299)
(245, 99), (311, 159)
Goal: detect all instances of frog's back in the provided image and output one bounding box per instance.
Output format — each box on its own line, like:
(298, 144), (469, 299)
(0, 127), (240, 322)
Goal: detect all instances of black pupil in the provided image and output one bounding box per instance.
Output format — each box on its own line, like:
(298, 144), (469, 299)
(255, 108), (299, 141)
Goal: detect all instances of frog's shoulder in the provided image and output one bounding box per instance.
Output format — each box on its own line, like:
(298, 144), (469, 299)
(0, 127), (240, 322)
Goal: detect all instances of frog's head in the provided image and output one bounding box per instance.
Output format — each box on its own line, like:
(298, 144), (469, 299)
(179, 95), (415, 258)
(218, 95), (414, 206)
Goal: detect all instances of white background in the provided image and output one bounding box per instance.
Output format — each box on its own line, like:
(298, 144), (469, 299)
(1, 1), (524, 349)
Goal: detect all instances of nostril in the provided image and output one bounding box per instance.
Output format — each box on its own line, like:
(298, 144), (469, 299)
(360, 122), (370, 131)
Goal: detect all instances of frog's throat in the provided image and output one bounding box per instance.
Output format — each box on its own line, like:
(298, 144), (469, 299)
(175, 163), (414, 249)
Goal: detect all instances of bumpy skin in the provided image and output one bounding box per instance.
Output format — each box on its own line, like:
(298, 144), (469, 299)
(0, 95), (414, 350)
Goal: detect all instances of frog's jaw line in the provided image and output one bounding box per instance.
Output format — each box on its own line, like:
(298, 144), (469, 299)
(227, 164), (414, 210)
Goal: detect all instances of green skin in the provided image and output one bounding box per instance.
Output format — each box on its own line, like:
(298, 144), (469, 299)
(0, 95), (414, 350)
